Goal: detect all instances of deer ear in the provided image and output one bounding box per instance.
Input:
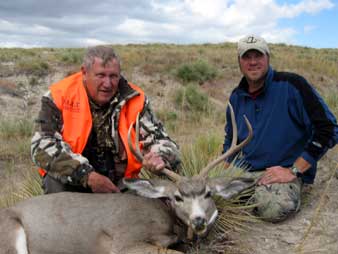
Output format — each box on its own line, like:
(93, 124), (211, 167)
(123, 178), (172, 199)
(207, 177), (255, 200)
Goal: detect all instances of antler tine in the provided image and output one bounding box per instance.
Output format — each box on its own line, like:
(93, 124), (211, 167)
(128, 113), (144, 162)
(127, 113), (182, 182)
(198, 103), (253, 178)
(161, 167), (182, 182)
(229, 103), (238, 149)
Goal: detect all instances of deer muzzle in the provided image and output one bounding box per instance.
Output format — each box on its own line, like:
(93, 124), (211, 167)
(191, 216), (207, 235)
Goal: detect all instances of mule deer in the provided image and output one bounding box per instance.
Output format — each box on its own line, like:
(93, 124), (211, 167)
(0, 104), (253, 254)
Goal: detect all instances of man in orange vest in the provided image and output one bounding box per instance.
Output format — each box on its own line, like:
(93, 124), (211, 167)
(31, 45), (180, 194)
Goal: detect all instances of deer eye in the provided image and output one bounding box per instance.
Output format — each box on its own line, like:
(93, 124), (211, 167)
(204, 191), (212, 199)
(174, 195), (183, 202)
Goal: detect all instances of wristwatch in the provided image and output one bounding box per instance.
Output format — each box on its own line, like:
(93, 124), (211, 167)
(290, 165), (302, 177)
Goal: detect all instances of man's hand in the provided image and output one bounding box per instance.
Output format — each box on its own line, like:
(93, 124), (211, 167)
(224, 162), (230, 169)
(258, 166), (297, 185)
(143, 151), (165, 175)
(87, 171), (120, 193)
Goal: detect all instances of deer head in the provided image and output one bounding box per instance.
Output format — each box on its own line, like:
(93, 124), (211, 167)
(123, 103), (254, 237)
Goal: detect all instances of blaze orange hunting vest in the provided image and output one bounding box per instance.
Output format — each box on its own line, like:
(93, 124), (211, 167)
(39, 72), (144, 179)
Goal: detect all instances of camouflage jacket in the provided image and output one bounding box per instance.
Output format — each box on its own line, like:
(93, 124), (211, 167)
(31, 77), (181, 187)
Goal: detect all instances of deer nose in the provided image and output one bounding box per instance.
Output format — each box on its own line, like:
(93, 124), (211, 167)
(191, 217), (206, 231)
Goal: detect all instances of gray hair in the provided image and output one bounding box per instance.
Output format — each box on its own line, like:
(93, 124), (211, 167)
(83, 45), (120, 69)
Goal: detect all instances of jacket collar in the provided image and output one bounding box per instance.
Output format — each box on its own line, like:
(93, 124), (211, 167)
(237, 66), (273, 97)
(118, 76), (139, 100)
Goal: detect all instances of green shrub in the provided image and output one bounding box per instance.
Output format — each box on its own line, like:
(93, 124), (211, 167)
(60, 49), (84, 65)
(175, 84), (210, 113)
(15, 60), (50, 76)
(176, 60), (218, 83)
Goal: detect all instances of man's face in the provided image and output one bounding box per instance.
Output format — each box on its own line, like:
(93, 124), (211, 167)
(239, 50), (269, 85)
(82, 57), (121, 106)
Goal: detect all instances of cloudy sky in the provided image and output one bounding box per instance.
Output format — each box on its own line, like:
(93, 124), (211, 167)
(0, 0), (337, 48)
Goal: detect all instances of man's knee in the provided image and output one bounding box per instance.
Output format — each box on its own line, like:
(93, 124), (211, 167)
(252, 180), (302, 222)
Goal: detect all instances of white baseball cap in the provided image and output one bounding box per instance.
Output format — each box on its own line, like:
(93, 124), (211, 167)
(238, 35), (270, 57)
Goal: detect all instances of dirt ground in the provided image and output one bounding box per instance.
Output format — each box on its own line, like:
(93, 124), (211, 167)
(232, 148), (338, 254)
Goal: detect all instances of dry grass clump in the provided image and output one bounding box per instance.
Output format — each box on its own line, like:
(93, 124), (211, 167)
(0, 169), (42, 208)
(0, 79), (18, 96)
(0, 116), (35, 207)
(324, 91), (338, 117)
(0, 117), (34, 139)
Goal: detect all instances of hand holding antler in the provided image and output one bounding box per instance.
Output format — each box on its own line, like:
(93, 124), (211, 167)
(143, 151), (166, 175)
(128, 113), (182, 181)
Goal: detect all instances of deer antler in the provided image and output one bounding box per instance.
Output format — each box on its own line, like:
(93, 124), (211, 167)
(128, 113), (182, 182)
(198, 103), (253, 177)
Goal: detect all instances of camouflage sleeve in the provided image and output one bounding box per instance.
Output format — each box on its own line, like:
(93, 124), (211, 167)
(139, 97), (181, 171)
(31, 91), (94, 187)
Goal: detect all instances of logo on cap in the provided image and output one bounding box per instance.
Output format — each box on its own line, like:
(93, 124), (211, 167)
(246, 36), (258, 44)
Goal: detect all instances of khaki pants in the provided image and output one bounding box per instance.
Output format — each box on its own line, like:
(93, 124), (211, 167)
(251, 179), (302, 222)
(244, 171), (302, 222)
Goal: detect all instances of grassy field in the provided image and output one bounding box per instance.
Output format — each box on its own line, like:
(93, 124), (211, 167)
(1, 41), (337, 207)
(0, 43), (337, 253)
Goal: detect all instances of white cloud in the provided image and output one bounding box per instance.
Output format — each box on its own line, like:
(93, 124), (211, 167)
(0, 19), (17, 31)
(275, 0), (334, 18)
(292, 0), (334, 15)
(0, 41), (40, 48)
(0, 0), (335, 48)
(116, 19), (151, 37)
(184, 0), (229, 18)
(82, 38), (109, 47)
(30, 25), (53, 35)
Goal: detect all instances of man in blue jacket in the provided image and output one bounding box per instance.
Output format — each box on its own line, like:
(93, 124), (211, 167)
(223, 34), (338, 222)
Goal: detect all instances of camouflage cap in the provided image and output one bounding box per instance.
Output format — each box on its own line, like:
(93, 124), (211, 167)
(238, 35), (270, 58)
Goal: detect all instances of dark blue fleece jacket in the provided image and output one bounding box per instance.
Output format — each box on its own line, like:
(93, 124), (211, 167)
(223, 67), (338, 184)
